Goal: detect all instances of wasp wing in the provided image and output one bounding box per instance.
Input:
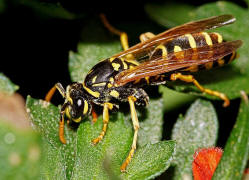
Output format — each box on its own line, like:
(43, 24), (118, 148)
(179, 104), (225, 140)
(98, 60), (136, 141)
(112, 14), (235, 61)
(114, 40), (242, 86)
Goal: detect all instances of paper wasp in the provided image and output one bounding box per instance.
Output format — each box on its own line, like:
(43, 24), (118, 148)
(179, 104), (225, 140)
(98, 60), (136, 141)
(45, 14), (242, 172)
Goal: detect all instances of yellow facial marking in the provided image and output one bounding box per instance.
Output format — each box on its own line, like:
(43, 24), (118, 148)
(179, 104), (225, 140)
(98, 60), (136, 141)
(112, 63), (120, 71)
(83, 100), (88, 115)
(92, 82), (106, 87)
(110, 90), (120, 98)
(213, 32), (223, 43)
(92, 76), (97, 83)
(83, 83), (100, 98)
(202, 32), (213, 46)
(185, 34), (196, 48)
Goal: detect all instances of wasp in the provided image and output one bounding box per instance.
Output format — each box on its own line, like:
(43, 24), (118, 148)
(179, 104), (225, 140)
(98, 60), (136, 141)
(45, 14), (242, 172)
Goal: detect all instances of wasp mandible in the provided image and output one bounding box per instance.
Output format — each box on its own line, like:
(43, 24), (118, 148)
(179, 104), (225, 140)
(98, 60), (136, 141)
(45, 14), (242, 172)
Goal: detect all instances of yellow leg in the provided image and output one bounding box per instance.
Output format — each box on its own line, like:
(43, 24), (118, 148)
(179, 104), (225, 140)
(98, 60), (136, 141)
(170, 73), (230, 107)
(92, 103), (113, 145)
(120, 96), (139, 172)
(100, 13), (129, 51)
(45, 83), (66, 102)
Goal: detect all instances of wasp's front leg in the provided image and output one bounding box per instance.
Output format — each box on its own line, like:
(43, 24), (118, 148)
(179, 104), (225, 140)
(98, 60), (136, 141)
(92, 102), (114, 145)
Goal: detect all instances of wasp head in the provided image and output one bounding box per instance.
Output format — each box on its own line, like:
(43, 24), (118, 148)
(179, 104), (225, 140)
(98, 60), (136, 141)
(60, 82), (92, 123)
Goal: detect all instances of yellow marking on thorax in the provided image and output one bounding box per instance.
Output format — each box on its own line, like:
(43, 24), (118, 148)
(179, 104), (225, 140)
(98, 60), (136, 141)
(112, 63), (120, 71)
(110, 90), (120, 98)
(185, 34), (196, 48)
(83, 82), (100, 98)
(201, 32), (213, 46)
(92, 82), (107, 87)
(109, 57), (116, 62)
(92, 76), (97, 83)
(156, 44), (168, 58)
(83, 100), (88, 115)
(174, 45), (184, 60)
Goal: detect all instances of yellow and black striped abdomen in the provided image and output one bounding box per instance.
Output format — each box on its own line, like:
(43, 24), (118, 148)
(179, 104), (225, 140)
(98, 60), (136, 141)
(150, 32), (237, 72)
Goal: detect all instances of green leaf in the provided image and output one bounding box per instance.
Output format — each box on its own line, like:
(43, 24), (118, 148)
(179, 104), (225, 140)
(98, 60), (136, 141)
(27, 96), (175, 179)
(121, 141), (176, 180)
(213, 92), (249, 180)
(26, 96), (77, 179)
(0, 120), (42, 179)
(159, 86), (196, 112)
(0, 73), (19, 95)
(172, 99), (218, 179)
(145, 1), (249, 100)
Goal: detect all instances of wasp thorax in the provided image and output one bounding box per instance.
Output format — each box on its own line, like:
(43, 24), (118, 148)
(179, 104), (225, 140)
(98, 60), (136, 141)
(64, 83), (92, 123)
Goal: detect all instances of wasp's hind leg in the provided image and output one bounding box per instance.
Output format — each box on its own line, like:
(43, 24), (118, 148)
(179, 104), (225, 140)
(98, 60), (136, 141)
(170, 73), (230, 107)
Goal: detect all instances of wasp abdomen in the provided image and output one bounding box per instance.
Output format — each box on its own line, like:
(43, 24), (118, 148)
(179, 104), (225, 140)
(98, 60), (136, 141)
(150, 32), (236, 73)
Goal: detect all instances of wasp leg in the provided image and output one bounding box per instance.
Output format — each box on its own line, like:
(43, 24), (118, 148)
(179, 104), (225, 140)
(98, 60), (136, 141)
(91, 105), (98, 124)
(100, 13), (129, 51)
(59, 111), (67, 144)
(120, 96), (140, 172)
(92, 102), (113, 145)
(45, 83), (66, 102)
(139, 32), (155, 42)
(170, 73), (230, 107)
